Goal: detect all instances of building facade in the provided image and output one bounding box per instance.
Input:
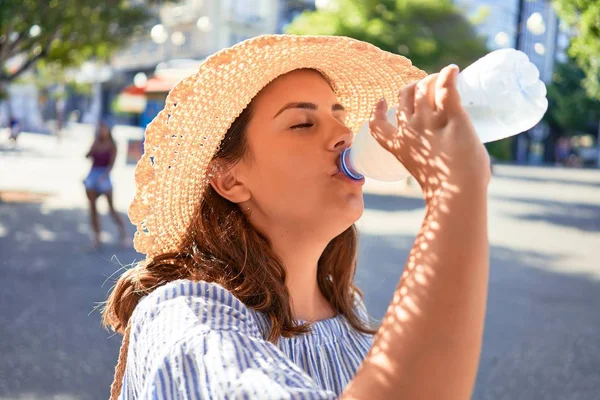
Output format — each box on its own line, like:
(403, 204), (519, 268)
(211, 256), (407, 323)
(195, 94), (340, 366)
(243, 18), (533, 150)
(110, 0), (316, 74)
(104, 0), (315, 125)
(454, 0), (566, 82)
(454, 0), (573, 163)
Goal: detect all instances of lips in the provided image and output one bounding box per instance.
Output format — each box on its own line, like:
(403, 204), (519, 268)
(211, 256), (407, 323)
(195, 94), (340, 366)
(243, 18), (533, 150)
(333, 171), (365, 186)
(330, 149), (346, 176)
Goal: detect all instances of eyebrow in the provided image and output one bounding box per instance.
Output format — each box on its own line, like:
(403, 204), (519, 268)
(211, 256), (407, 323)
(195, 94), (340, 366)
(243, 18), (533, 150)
(273, 102), (345, 119)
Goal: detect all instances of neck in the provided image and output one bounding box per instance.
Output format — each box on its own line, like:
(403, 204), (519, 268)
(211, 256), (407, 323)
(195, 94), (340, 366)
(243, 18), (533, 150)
(266, 227), (337, 322)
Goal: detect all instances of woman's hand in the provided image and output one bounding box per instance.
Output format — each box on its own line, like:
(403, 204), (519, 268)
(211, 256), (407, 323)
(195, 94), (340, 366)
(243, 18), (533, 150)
(369, 65), (491, 200)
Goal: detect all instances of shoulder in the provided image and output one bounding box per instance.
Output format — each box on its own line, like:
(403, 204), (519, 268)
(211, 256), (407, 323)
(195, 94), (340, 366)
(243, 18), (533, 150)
(132, 279), (262, 337)
(123, 281), (338, 398)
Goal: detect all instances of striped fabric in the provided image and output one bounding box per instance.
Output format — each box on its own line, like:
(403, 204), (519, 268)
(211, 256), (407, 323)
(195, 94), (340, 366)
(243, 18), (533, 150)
(119, 279), (374, 399)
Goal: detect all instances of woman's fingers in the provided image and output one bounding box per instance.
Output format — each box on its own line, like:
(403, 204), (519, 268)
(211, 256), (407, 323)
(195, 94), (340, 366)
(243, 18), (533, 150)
(414, 73), (439, 113)
(369, 97), (406, 153)
(398, 82), (416, 120)
(372, 97), (388, 122)
(369, 98), (396, 142)
(434, 64), (463, 116)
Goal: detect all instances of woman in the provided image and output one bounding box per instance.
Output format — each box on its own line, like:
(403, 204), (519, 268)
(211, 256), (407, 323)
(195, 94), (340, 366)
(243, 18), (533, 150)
(84, 121), (127, 249)
(103, 35), (490, 399)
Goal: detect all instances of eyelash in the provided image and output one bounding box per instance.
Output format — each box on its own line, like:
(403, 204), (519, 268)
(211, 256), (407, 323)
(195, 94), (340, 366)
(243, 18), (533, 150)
(290, 123), (314, 130)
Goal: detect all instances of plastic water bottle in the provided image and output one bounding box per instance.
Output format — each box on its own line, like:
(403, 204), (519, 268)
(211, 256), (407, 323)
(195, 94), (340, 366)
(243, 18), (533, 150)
(340, 48), (549, 182)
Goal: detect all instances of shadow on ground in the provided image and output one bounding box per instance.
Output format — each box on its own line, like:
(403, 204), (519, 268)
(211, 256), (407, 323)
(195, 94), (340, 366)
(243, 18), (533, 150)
(0, 199), (142, 400)
(363, 192), (425, 212)
(495, 195), (600, 233)
(493, 171), (600, 189)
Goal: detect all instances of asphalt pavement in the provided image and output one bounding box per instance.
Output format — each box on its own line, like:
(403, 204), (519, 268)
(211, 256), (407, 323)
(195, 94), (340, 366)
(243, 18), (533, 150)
(1, 129), (599, 400)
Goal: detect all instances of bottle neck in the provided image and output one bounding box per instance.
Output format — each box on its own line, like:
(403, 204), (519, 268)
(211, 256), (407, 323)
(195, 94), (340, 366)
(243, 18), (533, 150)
(340, 148), (364, 180)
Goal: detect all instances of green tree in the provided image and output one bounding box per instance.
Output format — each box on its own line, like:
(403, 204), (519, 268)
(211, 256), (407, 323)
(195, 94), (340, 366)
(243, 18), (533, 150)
(552, 0), (600, 99)
(544, 57), (600, 136)
(285, 0), (488, 73)
(0, 0), (153, 95)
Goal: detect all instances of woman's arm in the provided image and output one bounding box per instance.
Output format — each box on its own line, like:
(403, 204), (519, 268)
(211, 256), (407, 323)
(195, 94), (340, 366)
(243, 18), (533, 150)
(344, 186), (488, 400)
(342, 65), (490, 400)
(85, 142), (95, 158)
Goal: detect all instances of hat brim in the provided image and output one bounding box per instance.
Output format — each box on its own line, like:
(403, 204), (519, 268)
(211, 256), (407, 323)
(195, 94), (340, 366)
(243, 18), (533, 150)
(129, 34), (427, 258)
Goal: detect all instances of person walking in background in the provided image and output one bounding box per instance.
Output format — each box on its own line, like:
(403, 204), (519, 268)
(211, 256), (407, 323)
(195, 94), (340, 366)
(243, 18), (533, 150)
(555, 136), (571, 166)
(84, 121), (127, 249)
(7, 114), (22, 149)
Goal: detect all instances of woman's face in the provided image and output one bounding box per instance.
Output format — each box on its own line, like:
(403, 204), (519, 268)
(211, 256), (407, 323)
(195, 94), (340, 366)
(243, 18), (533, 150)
(235, 69), (364, 241)
(98, 124), (110, 140)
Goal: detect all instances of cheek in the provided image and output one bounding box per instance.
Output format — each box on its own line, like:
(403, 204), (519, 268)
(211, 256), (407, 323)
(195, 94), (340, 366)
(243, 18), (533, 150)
(248, 151), (326, 207)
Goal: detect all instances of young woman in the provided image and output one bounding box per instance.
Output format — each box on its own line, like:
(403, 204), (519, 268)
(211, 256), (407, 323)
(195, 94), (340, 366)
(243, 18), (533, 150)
(84, 121), (127, 249)
(103, 35), (490, 399)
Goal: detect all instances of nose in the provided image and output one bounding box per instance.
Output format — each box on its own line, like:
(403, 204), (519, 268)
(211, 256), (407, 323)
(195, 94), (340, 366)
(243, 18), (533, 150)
(327, 120), (353, 152)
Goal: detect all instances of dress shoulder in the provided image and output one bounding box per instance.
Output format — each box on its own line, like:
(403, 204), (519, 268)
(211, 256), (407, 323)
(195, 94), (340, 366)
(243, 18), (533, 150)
(121, 279), (336, 399)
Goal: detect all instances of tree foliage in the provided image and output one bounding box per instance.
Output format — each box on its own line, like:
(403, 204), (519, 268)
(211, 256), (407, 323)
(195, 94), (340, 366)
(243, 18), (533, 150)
(0, 0), (153, 87)
(285, 0), (488, 73)
(544, 56), (600, 135)
(552, 0), (600, 100)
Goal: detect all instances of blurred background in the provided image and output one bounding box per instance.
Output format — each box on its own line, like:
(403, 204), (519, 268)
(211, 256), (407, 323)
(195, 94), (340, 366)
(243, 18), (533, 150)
(0, 0), (599, 399)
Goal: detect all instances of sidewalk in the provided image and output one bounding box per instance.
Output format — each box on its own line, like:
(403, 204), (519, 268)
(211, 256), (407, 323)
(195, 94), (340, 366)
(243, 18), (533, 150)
(0, 124), (142, 212)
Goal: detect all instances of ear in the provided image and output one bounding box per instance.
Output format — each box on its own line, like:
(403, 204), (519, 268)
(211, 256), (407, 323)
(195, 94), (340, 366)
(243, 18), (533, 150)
(208, 162), (251, 204)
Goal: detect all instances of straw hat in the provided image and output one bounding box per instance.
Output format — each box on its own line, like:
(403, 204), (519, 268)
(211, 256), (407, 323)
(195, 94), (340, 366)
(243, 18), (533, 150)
(130, 34), (426, 258)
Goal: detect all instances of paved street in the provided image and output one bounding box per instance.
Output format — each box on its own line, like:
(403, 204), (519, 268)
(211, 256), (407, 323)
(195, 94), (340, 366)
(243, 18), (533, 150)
(1, 130), (599, 399)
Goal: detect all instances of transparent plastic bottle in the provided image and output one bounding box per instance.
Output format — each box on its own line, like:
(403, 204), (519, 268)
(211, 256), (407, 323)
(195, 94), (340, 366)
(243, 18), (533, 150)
(340, 48), (549, 182)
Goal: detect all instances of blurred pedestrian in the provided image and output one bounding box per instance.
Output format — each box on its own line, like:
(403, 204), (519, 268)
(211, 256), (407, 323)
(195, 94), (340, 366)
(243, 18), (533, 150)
(7, 114), (22, 149)
(555, 136), (571, 166)
(103, 35), (490, 400)
(83, 121), (127, 249)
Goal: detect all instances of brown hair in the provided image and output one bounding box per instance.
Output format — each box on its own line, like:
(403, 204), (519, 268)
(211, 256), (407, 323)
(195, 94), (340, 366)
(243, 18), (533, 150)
(96, 121), (116, 146)
(103, 75), (375, 398)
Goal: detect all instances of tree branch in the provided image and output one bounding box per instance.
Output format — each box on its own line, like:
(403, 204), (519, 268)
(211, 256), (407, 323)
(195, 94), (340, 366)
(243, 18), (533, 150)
(6, 33), (26, 58)
(0, 20), (15, 62)
(5, 48), (48, 82)
(7, 31), (54, 62)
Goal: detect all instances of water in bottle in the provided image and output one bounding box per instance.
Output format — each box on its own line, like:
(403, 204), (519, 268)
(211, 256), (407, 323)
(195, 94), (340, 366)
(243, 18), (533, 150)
(340, 48), (549, 182)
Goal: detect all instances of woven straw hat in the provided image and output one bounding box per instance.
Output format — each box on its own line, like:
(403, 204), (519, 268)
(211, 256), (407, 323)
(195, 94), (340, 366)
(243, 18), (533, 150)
(130, 34), (426, 258)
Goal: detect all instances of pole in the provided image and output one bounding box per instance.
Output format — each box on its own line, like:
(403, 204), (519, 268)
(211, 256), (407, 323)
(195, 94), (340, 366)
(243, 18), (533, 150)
(514, 0), (525, 51)
(512, 0), (526, 162)
(597, 117), (600, 168)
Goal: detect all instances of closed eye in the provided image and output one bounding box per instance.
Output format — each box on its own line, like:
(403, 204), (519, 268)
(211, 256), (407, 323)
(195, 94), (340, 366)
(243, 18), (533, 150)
(290, 123), (314, 130)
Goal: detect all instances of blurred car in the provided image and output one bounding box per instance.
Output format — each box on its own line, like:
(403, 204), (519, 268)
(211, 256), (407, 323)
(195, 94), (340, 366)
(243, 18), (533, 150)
(576, 146), (599, 167)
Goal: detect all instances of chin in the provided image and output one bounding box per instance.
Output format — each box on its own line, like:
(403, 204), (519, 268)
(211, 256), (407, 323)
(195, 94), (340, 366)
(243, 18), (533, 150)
(346, 192), (365, 219)
(331, 197), (364, 234)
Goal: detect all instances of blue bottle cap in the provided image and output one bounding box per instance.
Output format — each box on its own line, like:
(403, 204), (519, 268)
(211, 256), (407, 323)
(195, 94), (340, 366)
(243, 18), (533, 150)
(339, 148), (364, 180)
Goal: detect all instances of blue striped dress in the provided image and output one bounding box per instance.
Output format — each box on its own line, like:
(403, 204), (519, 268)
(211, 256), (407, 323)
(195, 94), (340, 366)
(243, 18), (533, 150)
(119, 279), (374, 399)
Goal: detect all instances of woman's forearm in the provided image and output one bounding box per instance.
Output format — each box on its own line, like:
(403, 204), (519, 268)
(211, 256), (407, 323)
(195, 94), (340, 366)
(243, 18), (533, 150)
(343, 185), (489, 400)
